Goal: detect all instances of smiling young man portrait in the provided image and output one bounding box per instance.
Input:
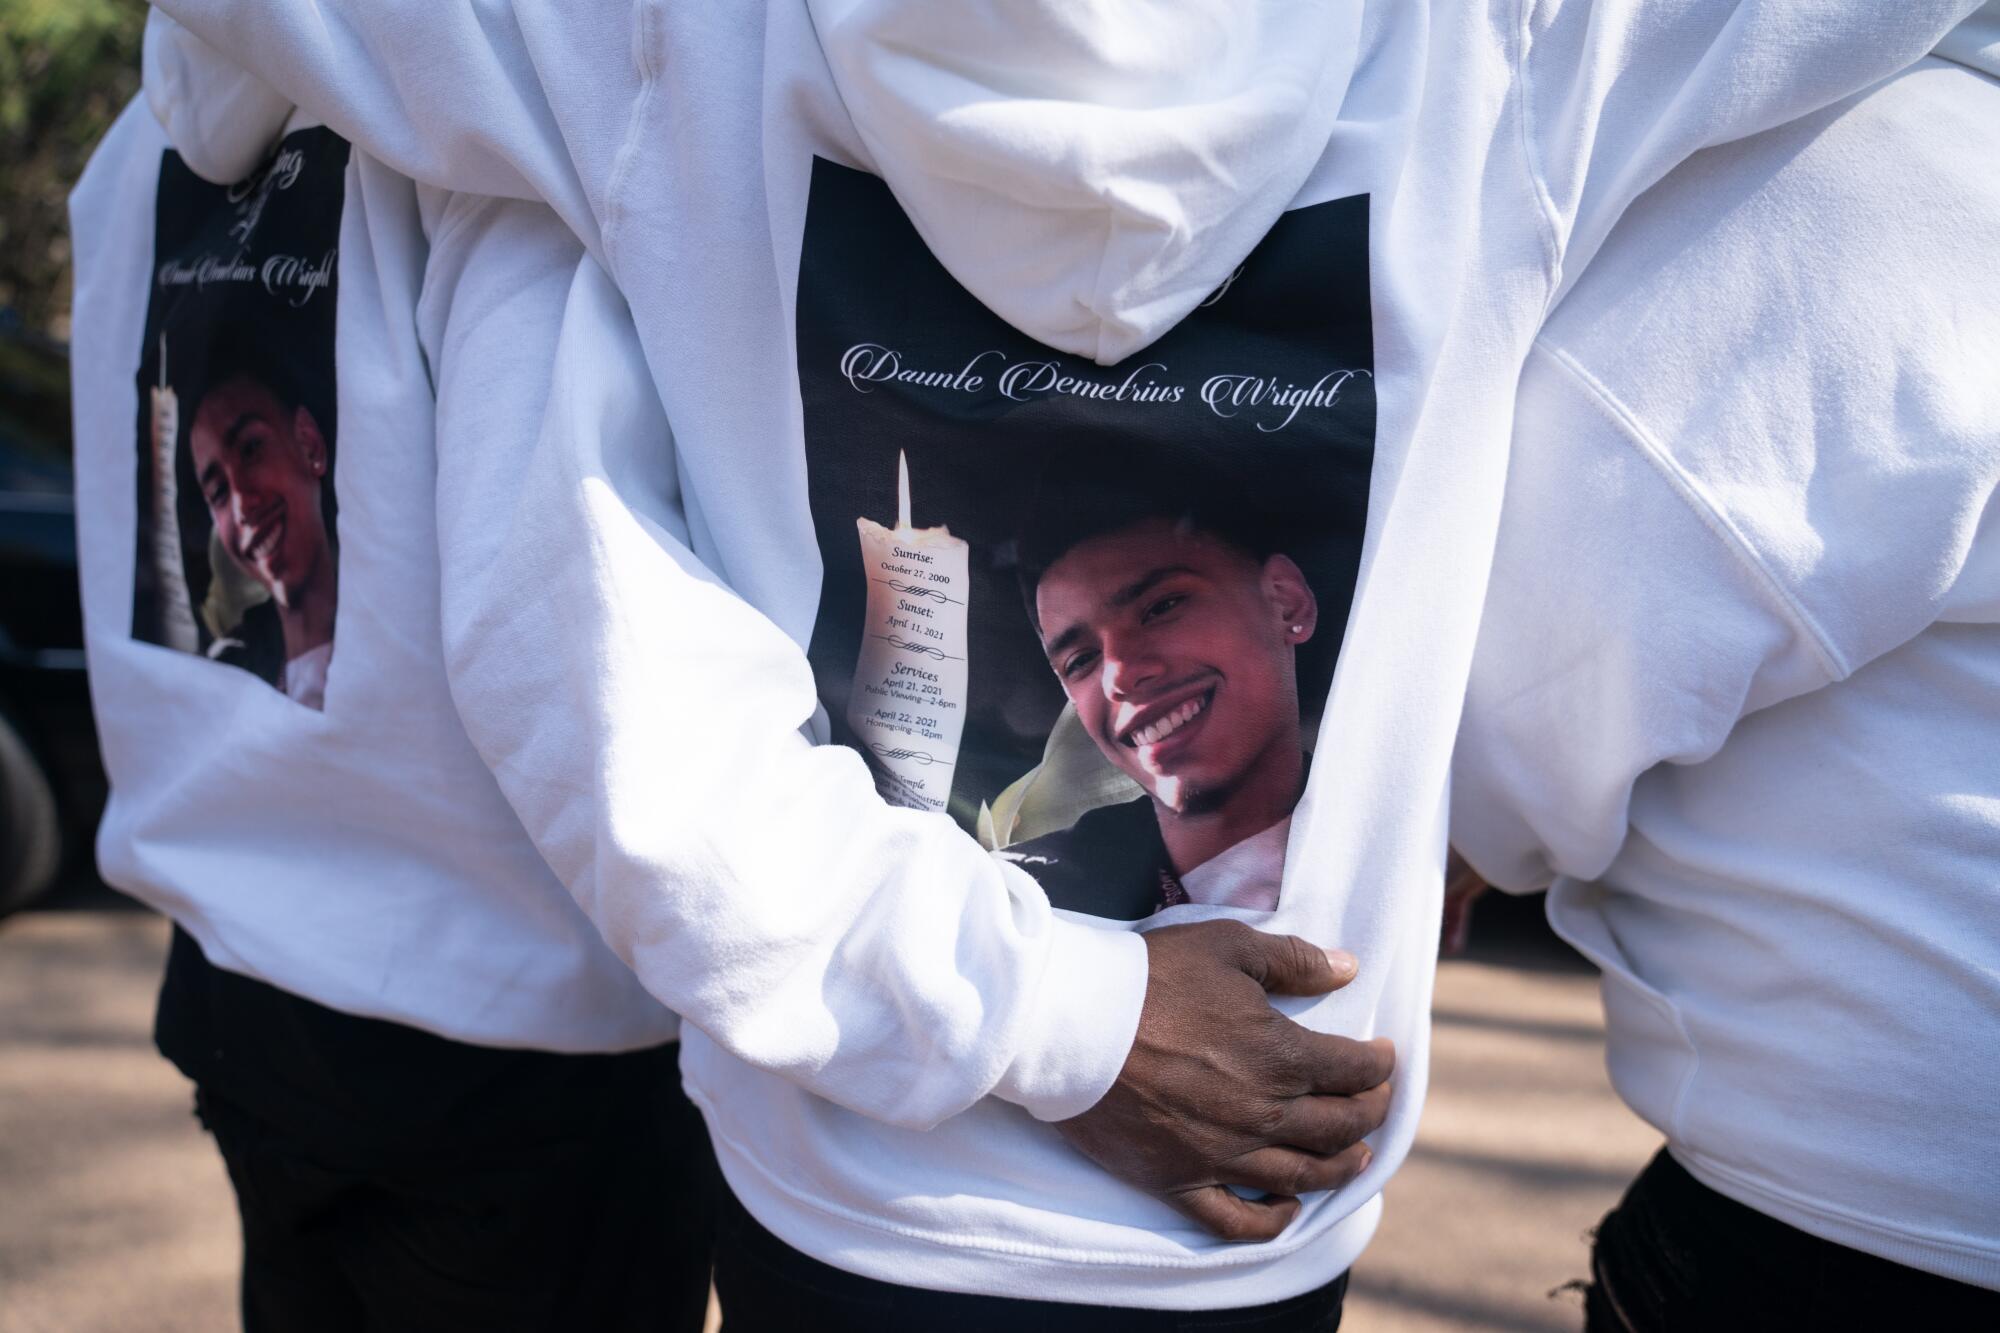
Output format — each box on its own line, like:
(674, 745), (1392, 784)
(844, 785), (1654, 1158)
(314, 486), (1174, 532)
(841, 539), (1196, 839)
(1005, 444), (1319, 920)
(186, 340), (339, 707)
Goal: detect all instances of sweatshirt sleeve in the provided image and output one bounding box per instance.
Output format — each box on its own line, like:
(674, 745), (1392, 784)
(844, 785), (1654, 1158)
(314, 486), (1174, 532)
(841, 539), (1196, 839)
(152, 0), (630, 262)
(1462, 30), (2000, 892)
(1457, 335), (2000, 893)
(1520, 0), (1982, 303)
(1449, 345), (1838, 892)
(420, 198), (1148, 1129)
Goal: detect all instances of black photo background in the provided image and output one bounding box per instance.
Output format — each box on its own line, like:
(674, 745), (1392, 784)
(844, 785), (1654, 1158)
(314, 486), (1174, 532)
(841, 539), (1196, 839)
(796, 159), (1375, 843)
(131, 126), (346, 703)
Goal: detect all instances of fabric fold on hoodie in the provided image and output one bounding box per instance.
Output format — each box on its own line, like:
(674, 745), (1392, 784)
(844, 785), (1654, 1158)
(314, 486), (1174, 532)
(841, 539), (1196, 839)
(1936, 0), (2000, 78)
(142, 10), (292, 184)
(808, 0), (1365, 362)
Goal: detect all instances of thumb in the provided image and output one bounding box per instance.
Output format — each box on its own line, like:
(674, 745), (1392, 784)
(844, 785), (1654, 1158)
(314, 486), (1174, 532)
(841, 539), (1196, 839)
(1243, 931), (1358, 997)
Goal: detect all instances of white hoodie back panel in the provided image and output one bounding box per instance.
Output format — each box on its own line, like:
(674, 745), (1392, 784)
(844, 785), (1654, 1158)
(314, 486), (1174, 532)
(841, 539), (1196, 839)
(153, 0), (1981, 1307)
(67, 29), (676, 1052)
(1455, 59), (2000, 1288)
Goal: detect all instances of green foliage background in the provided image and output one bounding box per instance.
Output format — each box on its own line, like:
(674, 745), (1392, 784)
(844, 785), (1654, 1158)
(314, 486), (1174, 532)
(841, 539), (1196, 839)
(0, 0), (145, 340)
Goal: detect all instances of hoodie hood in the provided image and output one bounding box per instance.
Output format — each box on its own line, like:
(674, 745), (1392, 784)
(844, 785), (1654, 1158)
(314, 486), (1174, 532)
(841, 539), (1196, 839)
(808, 0), (1364, 365)
(143, 10), (294, 185)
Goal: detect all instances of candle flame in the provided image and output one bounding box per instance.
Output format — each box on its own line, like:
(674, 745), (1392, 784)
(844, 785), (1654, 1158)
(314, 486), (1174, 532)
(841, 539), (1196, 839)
(896, 449), (912, 531)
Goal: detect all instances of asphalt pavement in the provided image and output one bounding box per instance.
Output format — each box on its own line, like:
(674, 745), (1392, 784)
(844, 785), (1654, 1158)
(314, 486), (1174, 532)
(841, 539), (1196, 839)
(0, 881), (1658, 1332)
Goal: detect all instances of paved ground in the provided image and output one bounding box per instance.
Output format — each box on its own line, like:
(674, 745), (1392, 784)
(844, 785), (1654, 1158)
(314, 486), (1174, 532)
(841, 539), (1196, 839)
(0, 882), (1658, 1332)
(1348, 903), (1661, 1331)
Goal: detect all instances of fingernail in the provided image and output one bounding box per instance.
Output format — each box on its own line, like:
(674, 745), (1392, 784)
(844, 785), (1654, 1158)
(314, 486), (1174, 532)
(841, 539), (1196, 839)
(1323, 948), (1357, 977)
(1355, 1145), (1374, 1175)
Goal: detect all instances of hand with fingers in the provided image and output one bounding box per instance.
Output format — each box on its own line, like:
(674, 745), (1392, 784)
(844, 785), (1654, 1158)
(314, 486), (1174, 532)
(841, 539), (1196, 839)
(1056, 919), (1394, 1241)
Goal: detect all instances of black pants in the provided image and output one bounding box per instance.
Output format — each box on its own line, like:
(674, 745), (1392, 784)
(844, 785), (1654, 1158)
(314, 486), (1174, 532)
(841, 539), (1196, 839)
(1586, 1149), (2000, 1332)
(157, 928), (713, 1333)
(712, 1178), (1348, 1332)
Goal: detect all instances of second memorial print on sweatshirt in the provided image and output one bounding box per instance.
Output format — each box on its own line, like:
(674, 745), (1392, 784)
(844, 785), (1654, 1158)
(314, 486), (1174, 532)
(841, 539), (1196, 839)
(798, 159), (1374, 921)
(131, 126), (347, 710)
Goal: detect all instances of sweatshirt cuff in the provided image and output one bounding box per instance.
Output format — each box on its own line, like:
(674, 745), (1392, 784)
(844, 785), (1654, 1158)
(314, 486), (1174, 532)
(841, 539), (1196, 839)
(990, 917), (1149, 1122)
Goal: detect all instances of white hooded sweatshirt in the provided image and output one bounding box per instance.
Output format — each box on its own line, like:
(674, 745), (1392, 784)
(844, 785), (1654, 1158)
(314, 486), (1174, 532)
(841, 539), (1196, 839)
(69, 18), (675, 1053)
(1454, 35), (2000, 1291)
(148, 0), (1980, 1309)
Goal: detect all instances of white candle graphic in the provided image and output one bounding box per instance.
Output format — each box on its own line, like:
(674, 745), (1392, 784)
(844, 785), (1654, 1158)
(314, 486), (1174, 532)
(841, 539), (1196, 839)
(846, 451), (971, 813)
(149, 336), (200, 652)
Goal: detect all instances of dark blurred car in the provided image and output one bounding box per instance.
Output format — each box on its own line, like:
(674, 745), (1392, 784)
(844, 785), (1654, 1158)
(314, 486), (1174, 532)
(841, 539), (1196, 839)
(0, 312), (102, 915)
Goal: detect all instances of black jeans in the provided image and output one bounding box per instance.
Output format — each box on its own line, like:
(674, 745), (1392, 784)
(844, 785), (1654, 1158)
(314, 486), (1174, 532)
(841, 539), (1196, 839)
(712, 1178), (1348, 1332)
(1587, 1149), (2000, 1332)
(157, 927), (714, 1333)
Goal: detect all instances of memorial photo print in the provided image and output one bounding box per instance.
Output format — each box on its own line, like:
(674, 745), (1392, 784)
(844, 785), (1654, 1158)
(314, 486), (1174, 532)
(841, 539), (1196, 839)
(796, 159), (1376, 921)
(131, 126), (347, 710)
